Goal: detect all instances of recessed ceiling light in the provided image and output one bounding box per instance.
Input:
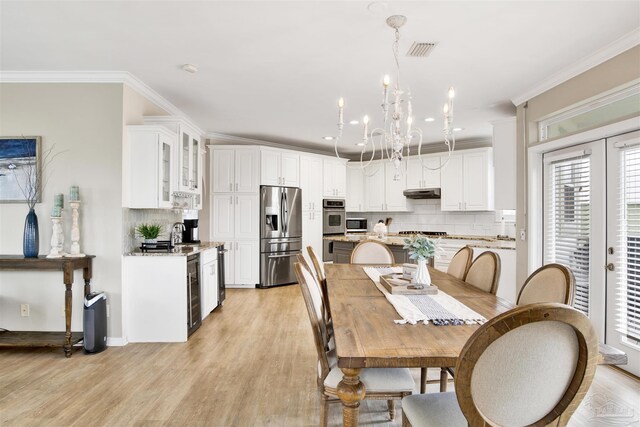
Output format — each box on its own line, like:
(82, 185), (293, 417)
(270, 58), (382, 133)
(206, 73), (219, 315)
(349, 120), (359, 125)
(424, 117), (435, 122)
(182, 64), (198, 73)
(356, 142), (366, 146)
(453, 127), (464, 132)
(323, 136), (334, 141)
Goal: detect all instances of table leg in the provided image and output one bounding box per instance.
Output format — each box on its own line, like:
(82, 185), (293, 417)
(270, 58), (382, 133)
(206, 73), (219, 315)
(83, 262), (92, 296)
(64, 282), (72, 357)
(337, 367), (365, 427)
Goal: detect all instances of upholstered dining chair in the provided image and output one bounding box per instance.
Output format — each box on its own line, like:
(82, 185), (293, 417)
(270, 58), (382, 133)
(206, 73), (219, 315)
(402, 303), (598, 427)
(295, 262), (414, 426)
(351, 240), (395, 265)
(447, 246), (474, 280)
(464, 251), (501, 295)
(307, 246), (331, 323)
(517, 263), (575, 306)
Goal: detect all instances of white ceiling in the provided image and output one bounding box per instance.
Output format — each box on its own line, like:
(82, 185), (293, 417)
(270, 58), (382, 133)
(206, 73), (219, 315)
(1, 1), (639, 154)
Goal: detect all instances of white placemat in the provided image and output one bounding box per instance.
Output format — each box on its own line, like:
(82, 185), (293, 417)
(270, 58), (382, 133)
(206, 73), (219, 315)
(363, 266), (486, 325)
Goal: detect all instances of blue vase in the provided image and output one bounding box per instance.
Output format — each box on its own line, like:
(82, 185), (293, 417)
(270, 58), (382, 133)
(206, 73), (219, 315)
(23, 208), (39, 258)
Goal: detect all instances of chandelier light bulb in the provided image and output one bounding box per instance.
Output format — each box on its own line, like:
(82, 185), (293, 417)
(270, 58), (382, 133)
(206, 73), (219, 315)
(443, 103), (449, 115)
(363, 115), (370, 124)
(448, 87), (455, 99)
(383, 75), (390, 87)
(338, 97), (344, 108)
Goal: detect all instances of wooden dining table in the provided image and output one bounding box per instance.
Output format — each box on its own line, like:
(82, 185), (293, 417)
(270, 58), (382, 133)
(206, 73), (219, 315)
(325, 263), (515, 427)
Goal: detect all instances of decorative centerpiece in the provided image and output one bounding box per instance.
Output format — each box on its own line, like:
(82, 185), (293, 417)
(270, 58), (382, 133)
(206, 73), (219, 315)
(403, 235), (439, 286)
(136, 223), (163, 245)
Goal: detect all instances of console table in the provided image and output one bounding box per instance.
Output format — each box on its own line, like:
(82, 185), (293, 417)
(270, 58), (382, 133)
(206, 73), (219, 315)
(0, 255), (94, 357)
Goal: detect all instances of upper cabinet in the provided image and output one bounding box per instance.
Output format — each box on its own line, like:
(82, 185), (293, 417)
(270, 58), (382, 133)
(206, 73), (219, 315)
(260, 148), (300, 187)
(346, 166), (365, 212)
(211, 147), (260, 193)
(143, 116), (204, 209)
(440, 148), (494, 211)
(323, 159), (347, 198)
(124, 125), (176, 209)
(492, 118), (516, 210)
(406, 155), (442, 189)
(363, 161), (409, 212)
(300, 155), (323, 211)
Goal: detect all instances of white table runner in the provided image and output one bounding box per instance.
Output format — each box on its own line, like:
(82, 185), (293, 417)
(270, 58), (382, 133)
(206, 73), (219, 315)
(363, 266), (486, 326)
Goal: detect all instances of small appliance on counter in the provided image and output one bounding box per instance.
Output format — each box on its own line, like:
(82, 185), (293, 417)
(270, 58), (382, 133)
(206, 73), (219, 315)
(183, 219), (200, 243)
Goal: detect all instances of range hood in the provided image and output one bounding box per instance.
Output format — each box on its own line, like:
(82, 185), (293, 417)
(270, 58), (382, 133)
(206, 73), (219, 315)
(403, 188), (441, 199)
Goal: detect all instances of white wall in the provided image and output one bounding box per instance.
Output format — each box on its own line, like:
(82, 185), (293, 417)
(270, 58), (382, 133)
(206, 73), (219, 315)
(349, 199), (515, 238)
(0, 83), (124, 337)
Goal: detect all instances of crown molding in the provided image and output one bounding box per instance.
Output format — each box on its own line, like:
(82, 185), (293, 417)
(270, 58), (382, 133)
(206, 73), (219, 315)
(205, 132), (336, 156)
(511, 28), (640, 107)
(0, 70), (202, 132)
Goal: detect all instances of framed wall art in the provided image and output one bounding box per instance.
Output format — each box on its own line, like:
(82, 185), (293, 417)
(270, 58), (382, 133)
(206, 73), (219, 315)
(0, 136), (42, 203)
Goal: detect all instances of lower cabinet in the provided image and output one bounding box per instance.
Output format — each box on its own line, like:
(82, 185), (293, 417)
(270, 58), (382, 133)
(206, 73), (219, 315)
(222, 240), (259, 288)
(331, 241), (413, 264)
(200, 248), (219, 320)
(125, 256), (195, 342)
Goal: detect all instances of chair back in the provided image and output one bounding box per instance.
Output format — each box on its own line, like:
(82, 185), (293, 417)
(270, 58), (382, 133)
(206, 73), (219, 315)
(307, 246), (332, 324)
(294, 262), (331, 381)
(447, 246), (474, 280)
(350, 240), (395, 265)
(517, 263), (575, 306)
(454, 303), (597, 427)
(465, 251), (500, 295)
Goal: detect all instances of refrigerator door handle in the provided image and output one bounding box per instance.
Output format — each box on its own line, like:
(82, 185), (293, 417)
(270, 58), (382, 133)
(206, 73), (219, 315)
(283, 190), (288, 234)
(280, 190), (286, 233)
(267, 253), (299, 259)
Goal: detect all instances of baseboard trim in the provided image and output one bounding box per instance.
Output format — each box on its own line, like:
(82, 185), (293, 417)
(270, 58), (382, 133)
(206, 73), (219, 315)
(107, 337), (128, 346)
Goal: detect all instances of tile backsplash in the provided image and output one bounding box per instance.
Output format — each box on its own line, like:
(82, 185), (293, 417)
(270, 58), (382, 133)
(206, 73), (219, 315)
(122, 208), (183, 253)
(348, 199), (516, 237)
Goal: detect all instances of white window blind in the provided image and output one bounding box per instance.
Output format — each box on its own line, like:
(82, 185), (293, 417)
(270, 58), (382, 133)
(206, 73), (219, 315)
(544, 153), (591, 315)
(616, 145), (640, 343)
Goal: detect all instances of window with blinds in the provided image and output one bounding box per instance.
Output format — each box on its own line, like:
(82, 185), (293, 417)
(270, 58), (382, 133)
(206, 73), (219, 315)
(544, 154), (591, 315)
(616, 145), (640, 343)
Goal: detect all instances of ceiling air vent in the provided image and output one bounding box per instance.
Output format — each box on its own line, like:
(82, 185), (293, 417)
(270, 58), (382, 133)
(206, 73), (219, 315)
(406, 42), (437, 58)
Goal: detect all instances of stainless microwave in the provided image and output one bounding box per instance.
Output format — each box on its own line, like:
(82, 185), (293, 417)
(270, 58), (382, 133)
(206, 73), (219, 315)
(346, 218), (368, 233)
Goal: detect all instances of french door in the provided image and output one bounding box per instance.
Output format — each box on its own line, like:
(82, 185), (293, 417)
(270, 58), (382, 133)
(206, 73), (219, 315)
(606, 131), (640, 376)
(543, 132), (640, 376)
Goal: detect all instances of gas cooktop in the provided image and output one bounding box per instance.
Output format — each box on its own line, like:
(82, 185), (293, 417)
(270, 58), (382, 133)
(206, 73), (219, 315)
(398, 231), (448, 236)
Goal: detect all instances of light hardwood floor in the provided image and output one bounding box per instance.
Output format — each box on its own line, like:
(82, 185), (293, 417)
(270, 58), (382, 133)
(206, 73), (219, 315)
(1, 286), (638, 426)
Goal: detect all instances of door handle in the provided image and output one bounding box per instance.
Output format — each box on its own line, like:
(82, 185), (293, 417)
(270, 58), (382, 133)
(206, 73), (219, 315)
(267, 253), (299, 259)
(187, 273), (193, 326)
(606, 263), (615, 271)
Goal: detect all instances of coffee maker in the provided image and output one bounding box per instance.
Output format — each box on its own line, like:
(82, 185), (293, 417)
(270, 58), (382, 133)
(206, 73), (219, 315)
(182, 219), (200, 243)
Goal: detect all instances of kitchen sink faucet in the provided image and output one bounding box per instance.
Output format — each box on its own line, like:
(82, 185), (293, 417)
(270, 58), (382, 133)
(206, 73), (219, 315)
(170, 222), (185, 246)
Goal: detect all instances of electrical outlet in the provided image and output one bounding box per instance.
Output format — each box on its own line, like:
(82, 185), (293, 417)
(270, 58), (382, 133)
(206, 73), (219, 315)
(20, 304), (29, 317)
(520, 228), (527, 241)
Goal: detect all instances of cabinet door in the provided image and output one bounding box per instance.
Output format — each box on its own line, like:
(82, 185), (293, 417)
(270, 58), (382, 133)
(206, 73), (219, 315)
(200, 259), (218, 319)
(179, 131), (191, 191)
(235, 194), (259, 239)
(191, 135), (201, 192)
(158, 134), (174, 208)
(224, 240), (235, 285)
(212, 149), (235, 192)
(322, 160), (334, 197)
(212, 195), (235, 239)
(364, 163), (385, 211)
(235, 149), (259, 192)
(302, 210), (323, 260)
(235, 240), (259, 286)
(422, 155), (442, 188)
(406, 157), (423, 189)
(385, 163), (407, 211)
(346, 166), (364, 212)
(281, 152), (300, 187)
(260, 150), (280, 186)
(464, 150), (492, 211)
(300, 156), (323, 211)
(440, 154), (464, 211)
(334, 161), (346, 197)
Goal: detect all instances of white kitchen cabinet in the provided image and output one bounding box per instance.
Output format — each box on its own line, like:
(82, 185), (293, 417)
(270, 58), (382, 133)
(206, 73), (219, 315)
(221, 240), (259, 288)
(124, 126), (176, 209)
(406, 155), (441, 189)
(260, 148), (300, 187)
(302, 209), (323, 260)
(491, 117), (517, 210)
(143, 117), (204, 209)
(211, 194), (259, 240)
(346, 165), (365, 212)
(212, 194), (235, 240)
(300, 155), (323, 211)
(323, 159), (346, 198)
(211, 147), (260, 193)
(363, 161), (409, 212)
(440, 148), (494, 211)
(200, 248), (219, 319)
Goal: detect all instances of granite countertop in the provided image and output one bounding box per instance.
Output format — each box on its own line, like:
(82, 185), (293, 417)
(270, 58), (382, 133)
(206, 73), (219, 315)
(125, 241), (225, 256)
(324, 234), (516, 250)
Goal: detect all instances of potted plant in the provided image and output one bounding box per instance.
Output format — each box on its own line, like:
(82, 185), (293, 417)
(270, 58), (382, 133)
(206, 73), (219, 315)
(403, 235), (440, 286)
(136, 223), (163, 244)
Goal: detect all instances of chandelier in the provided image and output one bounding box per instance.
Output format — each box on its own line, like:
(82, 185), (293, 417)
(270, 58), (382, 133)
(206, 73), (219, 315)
(334, 15), (456, 180)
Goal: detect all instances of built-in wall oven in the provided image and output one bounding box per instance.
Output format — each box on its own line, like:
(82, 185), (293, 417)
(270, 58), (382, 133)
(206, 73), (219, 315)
(322, 199), (346, 262)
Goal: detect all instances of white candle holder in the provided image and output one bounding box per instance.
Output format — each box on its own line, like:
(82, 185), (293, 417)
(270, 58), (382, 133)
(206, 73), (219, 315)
(46, 216), (64, 258)
(67, 201), (85, 257)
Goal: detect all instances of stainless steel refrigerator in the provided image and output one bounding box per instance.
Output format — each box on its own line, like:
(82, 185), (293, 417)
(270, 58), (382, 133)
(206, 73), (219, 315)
(258, 186), (302, 288)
